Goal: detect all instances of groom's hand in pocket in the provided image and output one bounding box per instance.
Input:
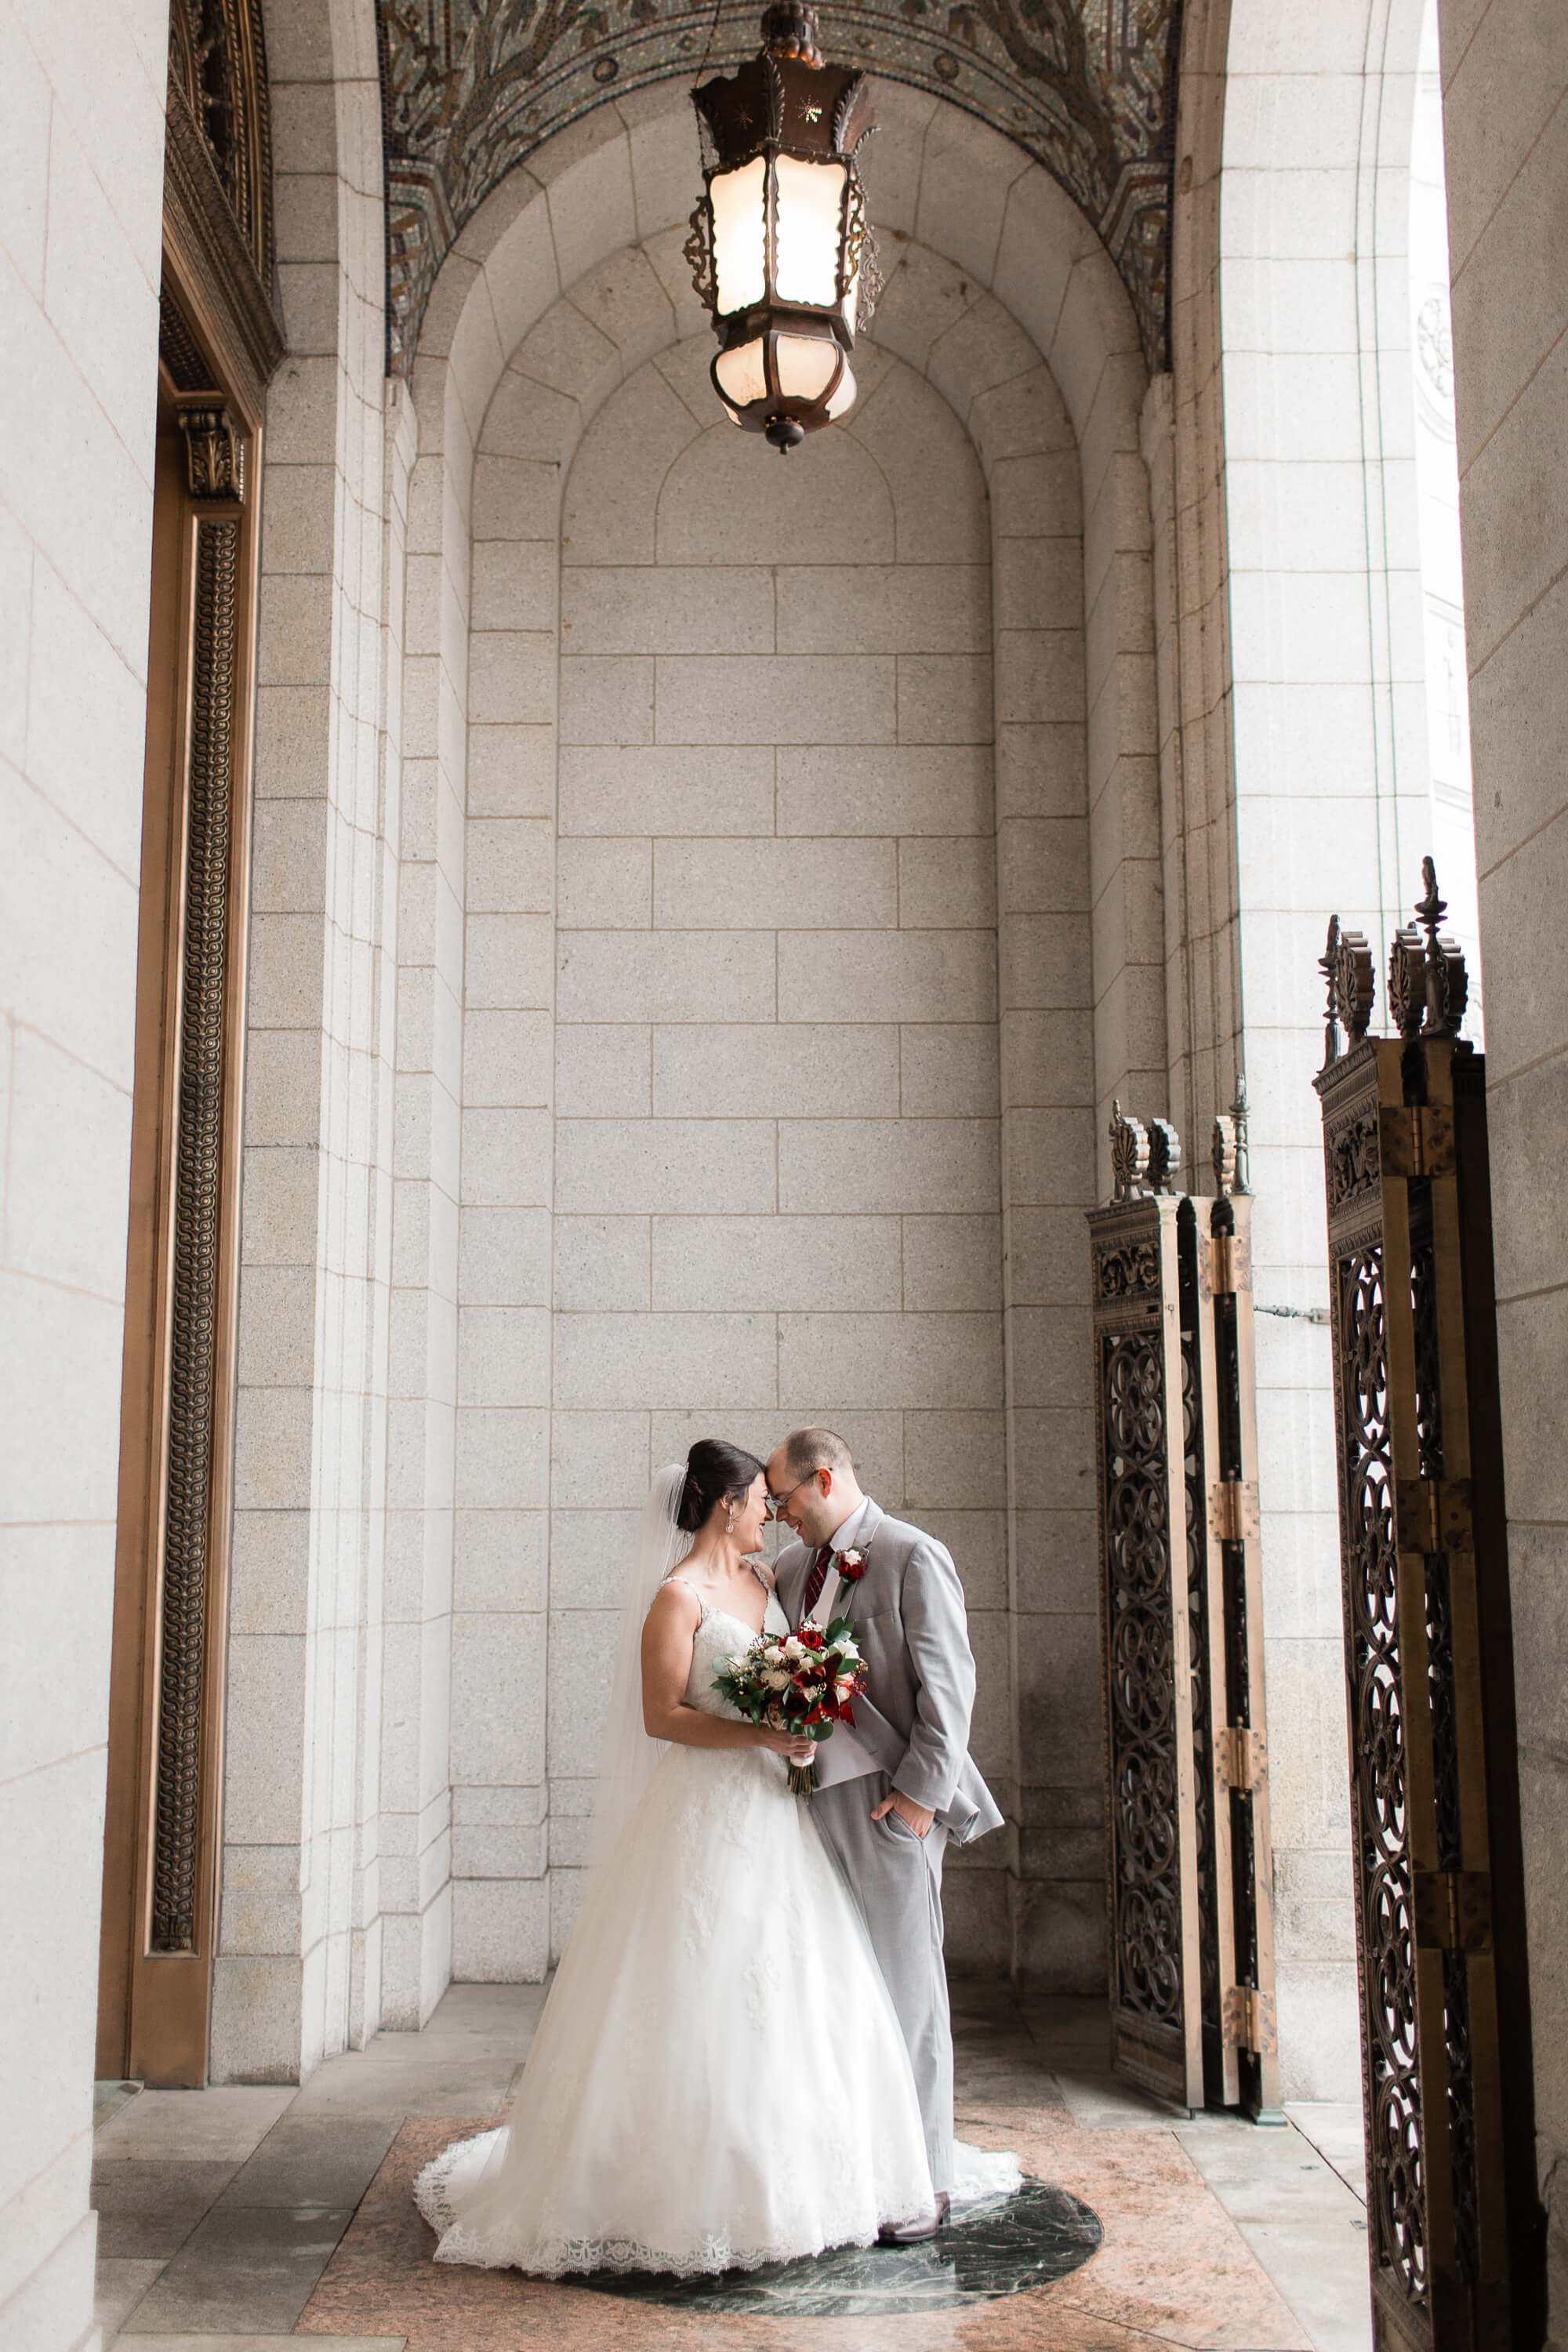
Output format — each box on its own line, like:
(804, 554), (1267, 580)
(872, 1789), (935, 1839)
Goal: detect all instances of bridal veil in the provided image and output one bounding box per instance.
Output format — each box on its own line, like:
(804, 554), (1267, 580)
(586, 1462), (691, 1868)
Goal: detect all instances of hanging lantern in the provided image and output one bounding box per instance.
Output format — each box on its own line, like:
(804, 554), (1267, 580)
(684, 2), (880, 452)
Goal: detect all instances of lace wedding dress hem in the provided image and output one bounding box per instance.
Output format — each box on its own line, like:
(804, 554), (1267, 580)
(413, 2129), (1023, 2278)
(413, 2124), (880, 2275)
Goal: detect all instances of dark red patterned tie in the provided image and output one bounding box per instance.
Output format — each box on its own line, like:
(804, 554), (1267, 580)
(798, 1545), (833, 1626)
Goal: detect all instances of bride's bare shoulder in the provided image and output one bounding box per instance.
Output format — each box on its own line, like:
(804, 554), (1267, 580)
(649, 1575), (702, 1620)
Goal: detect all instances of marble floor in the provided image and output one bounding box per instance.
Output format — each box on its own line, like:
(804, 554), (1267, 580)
(92, 1984), (1373, 2352)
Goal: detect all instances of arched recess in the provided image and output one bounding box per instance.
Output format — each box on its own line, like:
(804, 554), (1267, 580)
(388, 80), (1163, 1994)
(1160, 0), (1443, 2104)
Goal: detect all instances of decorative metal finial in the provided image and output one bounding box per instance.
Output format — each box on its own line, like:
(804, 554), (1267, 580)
(1212, 1073), (1250, 1198)
(1329, 921), (1375, 1047)
(760, 0), (824, 60)
(1389, 855), (1469, 1040)
(1146, 1119), (1181, 1195)
(1416, 855), (1468, 1040)
(1319, 914), (1342, 1070)
(1109, 1098), (1151, 1201)
(1388, 917), (1426, 1040)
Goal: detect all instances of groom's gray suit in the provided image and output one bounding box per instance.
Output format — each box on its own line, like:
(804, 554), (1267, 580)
(775, 1496), (1002, 2200)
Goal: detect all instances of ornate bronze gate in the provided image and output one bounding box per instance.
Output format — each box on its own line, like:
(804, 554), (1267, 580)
(1089, 1105), (1279, 2116)
(1315, 863), (1543, 2349)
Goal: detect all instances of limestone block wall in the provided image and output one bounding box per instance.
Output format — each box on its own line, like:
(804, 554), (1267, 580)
(1439, 0), (1568, 2324)
(215, 0), (407, 2077)
(0, 0), (168, 2340)
(541, 329), (1010, 1961)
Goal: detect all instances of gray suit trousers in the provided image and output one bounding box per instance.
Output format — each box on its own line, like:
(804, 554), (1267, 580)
(811, 1771), (953, 2198)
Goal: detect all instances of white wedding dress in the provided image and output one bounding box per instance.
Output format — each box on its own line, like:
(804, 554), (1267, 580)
(414, 1573), (1017, 2276)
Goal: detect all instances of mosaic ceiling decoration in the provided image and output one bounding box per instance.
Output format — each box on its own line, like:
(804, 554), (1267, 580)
(376, 0), (1179, 377)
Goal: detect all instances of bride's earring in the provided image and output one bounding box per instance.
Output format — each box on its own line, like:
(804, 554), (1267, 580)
(726, 1507), (735, 1536)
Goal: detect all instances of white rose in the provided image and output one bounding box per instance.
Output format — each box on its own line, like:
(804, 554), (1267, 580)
(764, 1668), (791, 1691)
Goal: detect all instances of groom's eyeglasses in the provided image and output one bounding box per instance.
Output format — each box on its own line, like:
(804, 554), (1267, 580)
(766, 1474), (821, 1518)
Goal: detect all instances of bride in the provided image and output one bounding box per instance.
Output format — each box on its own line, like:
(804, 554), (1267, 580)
(414, 1439), (1013, 2277)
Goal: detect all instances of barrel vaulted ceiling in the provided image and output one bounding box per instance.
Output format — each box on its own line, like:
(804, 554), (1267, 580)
(376, 0), (1180, 377)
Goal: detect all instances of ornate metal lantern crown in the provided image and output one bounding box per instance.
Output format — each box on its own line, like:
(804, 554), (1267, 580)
(684, 3), (879, 451)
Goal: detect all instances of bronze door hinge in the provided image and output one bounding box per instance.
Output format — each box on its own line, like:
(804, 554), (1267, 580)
(1379, 1101), (1455, 1179)
(1222, 1985), (1278, 2053)
(1413, 1869), (1492, 1952)
(1208, 1479), (1260, 1543)
(1218, 1725), (1268, 1792)
(1395, 1476), (1474, 1555)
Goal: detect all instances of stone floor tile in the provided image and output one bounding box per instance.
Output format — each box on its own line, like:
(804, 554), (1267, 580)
(92, 2158), (245, 2206)
(1283, 2100), (1367, 2202)
(1051, 2068), (1185, 2130)
(96, 2204), (219, 2260)
(215, 2116), (401, 2210)
(93, 2255), (165, 2343)
(287, 2056), (518, 2120)
(93, 2085), (296, 2163)
(95, 2080), (143, 2129)
(1178, 2118), (1372, 2352)
(124, 2201), (356, 2335)
(92, 2157), (245, 2258)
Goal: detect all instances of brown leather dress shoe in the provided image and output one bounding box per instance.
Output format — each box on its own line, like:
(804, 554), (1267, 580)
(878, 2190), (951, 2245)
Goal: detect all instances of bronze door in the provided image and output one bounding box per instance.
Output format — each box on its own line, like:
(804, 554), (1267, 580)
(1315, 884), (1544, 2348)
(96, 5), (281, 2085)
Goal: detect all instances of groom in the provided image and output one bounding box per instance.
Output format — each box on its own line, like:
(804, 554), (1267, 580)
(765, 1427), (1003, 2238)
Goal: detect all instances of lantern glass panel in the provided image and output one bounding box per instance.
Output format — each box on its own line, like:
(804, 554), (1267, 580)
(710, 158), (768, 315)
(772, 154), (847, 308)
(714, 336), (769, 408)
(826, 361), (857, 419)
(773, 332), (840, 401)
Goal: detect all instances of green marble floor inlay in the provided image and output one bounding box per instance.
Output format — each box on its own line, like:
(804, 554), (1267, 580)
(575, 2180), (1103, 2316)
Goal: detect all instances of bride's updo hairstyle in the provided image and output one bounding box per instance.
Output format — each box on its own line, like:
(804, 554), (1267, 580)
(676, 1437), (766, 1534)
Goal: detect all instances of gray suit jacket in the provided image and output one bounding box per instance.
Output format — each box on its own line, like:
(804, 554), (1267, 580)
(775, 1497), (1004, 1846)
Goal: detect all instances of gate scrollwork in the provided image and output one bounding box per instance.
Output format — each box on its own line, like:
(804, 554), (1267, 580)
(1090, 1113), (1278, 2115)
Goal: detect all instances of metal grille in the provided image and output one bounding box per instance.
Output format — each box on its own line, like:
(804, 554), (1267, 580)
(1103, 1320), (1182, 2028)
(1338, 1243), (1427, 2306)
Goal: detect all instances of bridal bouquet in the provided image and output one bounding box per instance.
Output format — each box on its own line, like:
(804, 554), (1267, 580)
(712, 1619), (869, 1796)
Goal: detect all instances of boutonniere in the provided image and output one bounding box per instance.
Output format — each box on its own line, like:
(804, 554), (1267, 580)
(834, 1548), (867, 1581)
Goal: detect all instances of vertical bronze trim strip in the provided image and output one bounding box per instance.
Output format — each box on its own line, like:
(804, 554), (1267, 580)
(149, 510), (238, 1955)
